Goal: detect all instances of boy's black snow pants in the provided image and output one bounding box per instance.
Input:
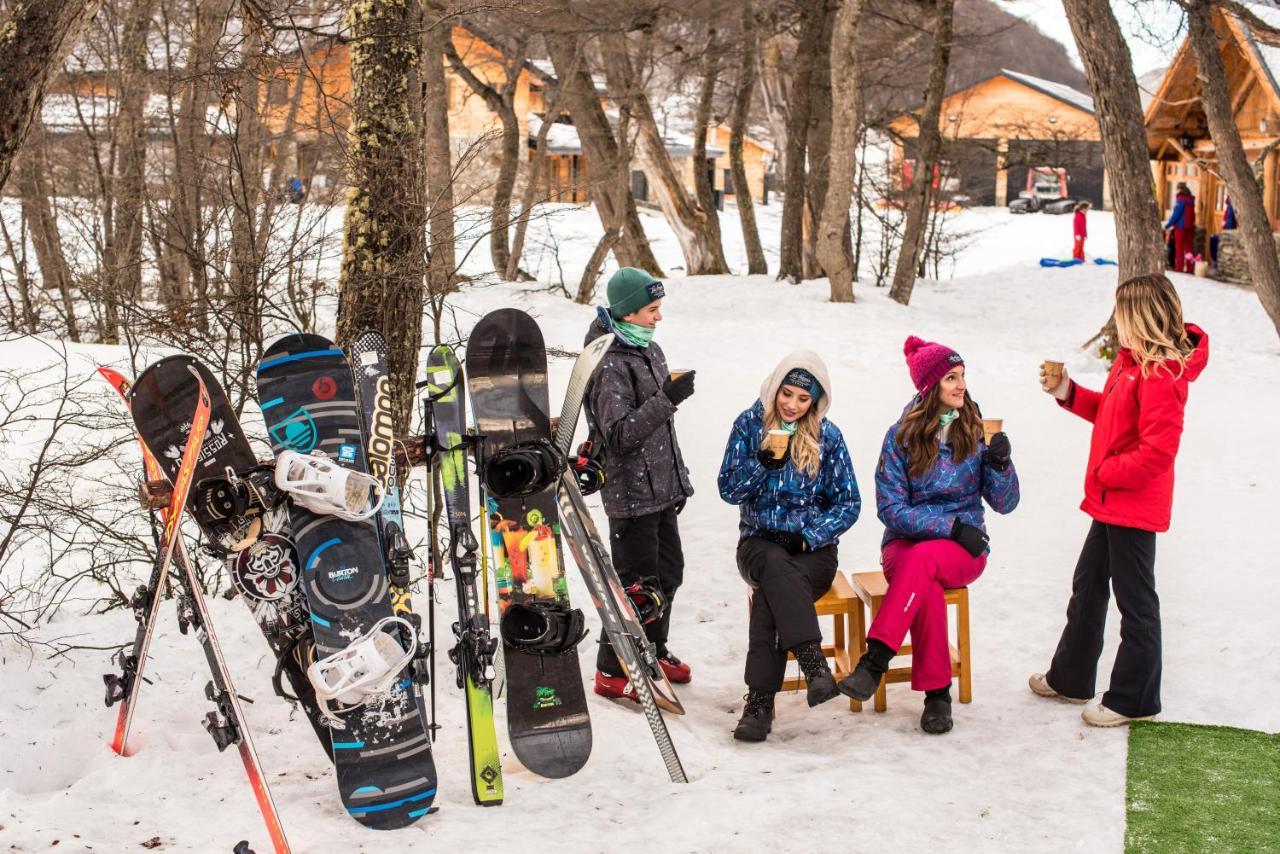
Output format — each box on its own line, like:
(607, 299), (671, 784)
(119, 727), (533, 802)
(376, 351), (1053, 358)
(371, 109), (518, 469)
(1046, 520), (1162, 717)
(596, 506), (684, 676)
(736, 536), (838, 693)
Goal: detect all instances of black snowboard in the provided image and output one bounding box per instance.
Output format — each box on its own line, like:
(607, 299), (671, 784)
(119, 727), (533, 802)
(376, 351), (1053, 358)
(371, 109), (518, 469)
(127, 355), (329, 752)
(466, 309), (592, 779)
(256, 334), (436, 829)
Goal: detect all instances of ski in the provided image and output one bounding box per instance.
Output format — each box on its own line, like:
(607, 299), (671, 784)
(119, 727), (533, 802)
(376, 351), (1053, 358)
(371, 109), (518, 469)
(552, 334), (613, 456)
(557, 472), (688, 783)
(124, 363), (292, 852)
(257, 333), (435, 829)
(424, 344), (503, 805)
(467, 308), (592, 779)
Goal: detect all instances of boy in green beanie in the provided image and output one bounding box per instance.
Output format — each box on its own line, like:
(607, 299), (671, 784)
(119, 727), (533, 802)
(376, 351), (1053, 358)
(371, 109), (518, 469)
(584, 268), (696, 699)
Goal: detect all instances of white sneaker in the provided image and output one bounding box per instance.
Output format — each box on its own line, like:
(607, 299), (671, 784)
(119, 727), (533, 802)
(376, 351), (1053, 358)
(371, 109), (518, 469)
(1028, 672), (1087, 704)
(1081, 702), (1156, 727)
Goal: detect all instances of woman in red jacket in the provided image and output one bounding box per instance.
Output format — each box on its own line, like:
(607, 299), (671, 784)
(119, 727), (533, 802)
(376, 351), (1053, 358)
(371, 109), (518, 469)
(1030, 274), (1209, 726)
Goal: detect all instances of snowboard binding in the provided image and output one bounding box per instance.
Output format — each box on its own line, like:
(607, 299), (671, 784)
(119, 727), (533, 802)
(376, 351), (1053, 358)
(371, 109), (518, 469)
(193, 464), (284, 554)
(481, 439), (566, 499)
(572, 439), (607, 496)
(625, 580), (667, 626)
(499, 601), (589, 655)
(307, 615), (420, 726)
(274, 450), (385, 521)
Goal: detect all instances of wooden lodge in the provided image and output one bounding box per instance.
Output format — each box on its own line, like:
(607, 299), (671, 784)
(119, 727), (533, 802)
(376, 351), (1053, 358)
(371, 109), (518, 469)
(889, 69), (1107, 209)
(1144, 2), (1280, 283)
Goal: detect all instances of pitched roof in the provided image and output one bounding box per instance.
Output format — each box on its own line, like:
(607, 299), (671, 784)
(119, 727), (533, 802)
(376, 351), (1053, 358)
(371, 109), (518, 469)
(998, 69), (1095, 114)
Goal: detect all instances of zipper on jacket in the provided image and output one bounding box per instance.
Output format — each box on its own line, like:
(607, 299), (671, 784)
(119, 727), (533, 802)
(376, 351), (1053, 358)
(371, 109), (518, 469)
(1100, 489), (1107, 505)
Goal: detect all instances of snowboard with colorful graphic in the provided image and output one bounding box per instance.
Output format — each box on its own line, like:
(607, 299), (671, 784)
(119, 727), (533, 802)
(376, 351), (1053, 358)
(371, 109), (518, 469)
(467, 309), (592, 779)
(256, 334), (436, 829)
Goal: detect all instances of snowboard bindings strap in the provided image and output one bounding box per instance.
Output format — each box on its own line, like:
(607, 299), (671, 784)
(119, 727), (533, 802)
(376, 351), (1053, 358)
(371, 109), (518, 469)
(572, 439), (607, 496)
(482, 439), (566, 498)
(499, 601), (588, 655)
(307, 615), (418, 726)
(625, 579), (667, 625)
(274, 450), (384, 521)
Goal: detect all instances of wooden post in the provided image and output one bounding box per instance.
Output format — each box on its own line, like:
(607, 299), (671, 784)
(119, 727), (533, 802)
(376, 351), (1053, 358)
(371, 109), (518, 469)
(1102, 165), (1112, 211)
(1265, 150), (1278, 227)
(994, 137), (1009, 207)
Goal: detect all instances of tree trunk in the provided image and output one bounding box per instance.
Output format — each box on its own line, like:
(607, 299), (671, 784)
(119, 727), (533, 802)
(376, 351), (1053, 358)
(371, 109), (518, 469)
(228, 17), (265, 350)
(804, 0), (839, 280)
(731, 8), (768, 275)
(577, 228), (621, 303)
(16, 121), (78, 341)
(0, 0), (103, 193)
(778, 0), (825, 281)
(507, 83), (564, 281)
(1061, 0), (1165, 283)
(336, 0), (428, 436)
(443, 36), (523, 277)
(545, 30), (662, 275)
(758, 30), (789, 186)
(1186, 0), (1280, 336)
(889, 0), (955, 305)
(600, 31), (729, 276)
(422, 6), (456, 300)
(816, 0), (864, 302)
(691, 29), (727, 266)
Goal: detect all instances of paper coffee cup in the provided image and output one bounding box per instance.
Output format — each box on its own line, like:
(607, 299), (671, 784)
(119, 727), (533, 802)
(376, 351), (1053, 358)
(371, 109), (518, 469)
(669, 369), (690, 381)
(766, 429), (789, 459)
(1042, 360), (1064, 385)
(982, 418), (1003, 444)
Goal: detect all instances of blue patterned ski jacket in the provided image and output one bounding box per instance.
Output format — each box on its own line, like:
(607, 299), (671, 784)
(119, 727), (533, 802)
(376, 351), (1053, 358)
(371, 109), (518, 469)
(875, 406), (1020, 553)
(718, 401), (861, 550)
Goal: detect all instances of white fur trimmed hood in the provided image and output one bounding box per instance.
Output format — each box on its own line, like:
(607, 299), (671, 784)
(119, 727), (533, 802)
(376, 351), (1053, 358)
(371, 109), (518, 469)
(758, 350), (834, 421)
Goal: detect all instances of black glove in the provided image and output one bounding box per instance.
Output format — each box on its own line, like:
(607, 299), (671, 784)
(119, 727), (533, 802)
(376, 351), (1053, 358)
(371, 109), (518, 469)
(756, 447), (788, 470)
(662, 370), (696, 406)
(950, 519), (989, 558)
(674, 497), (687, 515)
(757, 528), (807, 554)
(985, 432), (1011, 472)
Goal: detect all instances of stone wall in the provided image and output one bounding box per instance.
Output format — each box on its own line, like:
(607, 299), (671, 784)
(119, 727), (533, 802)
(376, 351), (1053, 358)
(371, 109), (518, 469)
(1214, 230), (1276, 285)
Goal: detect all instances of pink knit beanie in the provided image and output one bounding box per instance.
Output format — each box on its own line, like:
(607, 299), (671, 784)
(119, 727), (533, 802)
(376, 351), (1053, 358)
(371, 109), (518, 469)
(903, 335), (964, 394)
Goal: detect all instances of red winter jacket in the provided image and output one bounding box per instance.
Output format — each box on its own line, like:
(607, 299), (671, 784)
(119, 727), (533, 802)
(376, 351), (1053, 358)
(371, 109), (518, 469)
(1073, 210), (1087, 239)
(1059, 324), (1209, 532)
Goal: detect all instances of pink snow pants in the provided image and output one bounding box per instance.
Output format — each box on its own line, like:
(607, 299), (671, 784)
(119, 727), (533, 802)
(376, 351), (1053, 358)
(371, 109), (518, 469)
(867, 538), (987, 692)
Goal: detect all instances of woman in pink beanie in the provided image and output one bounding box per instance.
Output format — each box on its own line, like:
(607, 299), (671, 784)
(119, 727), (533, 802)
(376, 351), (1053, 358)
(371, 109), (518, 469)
(837, 336), (1020, 734)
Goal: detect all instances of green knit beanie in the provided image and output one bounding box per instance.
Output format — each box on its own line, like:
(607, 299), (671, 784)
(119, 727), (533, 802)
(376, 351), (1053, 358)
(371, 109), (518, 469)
(606, 267), (665, 320)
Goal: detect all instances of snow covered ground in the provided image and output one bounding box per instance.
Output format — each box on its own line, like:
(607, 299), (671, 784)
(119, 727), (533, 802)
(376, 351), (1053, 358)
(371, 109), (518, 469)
(1, 206), (1276, 853)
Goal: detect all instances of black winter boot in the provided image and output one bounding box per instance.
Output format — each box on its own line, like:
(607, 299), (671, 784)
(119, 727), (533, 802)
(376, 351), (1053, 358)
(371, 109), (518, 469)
(733, 691), (775, 742)
(921, 686), (953, 735)
(792, 641), (839, 707)
(837, 638), (895, 701)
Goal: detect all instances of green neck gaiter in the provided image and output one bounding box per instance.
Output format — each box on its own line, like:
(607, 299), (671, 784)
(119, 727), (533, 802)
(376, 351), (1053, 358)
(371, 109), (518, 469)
(939, 408), (959, 428)
(778, 420), (798, 435)
(615, 319), (655, 348)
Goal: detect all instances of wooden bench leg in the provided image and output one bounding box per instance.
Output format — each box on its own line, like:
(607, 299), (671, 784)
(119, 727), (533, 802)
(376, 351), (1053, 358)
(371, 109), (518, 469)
(845, 602), (861, 712)
(957, 589), (972, 704)
(869, 600), (887, 712)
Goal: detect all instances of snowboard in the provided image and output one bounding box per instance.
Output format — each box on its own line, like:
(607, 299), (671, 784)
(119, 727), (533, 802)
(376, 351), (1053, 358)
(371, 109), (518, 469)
(557, 473), (687, 783)
(424, 343), (504, 805)
(126, 355), (328, 752)
(466, 308), (592, 779)
(256, 333), (436, 829)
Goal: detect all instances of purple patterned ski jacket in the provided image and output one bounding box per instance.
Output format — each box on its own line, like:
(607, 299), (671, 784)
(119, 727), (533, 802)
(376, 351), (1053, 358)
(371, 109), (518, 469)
(875, 407), (1020, 554)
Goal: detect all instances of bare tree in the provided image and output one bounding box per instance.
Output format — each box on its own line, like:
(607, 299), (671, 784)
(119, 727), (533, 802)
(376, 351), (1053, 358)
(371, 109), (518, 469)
(815, 0), (863, 301)
(777, 0), (825, 282)
(423, 4), (458, 299)
(1184, 0), (1280, 337)
(730, 6), (767, 275)
(336, 0), (428, 436)
(690, 26), (728, 271)
(0, 0), (104, 192)
(1061, 0), (1165, 283)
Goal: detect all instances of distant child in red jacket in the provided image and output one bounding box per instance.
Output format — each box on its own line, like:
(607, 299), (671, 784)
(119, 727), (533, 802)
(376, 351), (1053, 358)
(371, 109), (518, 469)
(1030, 274), (1208, 727)
(1072, 201), (1090, 261)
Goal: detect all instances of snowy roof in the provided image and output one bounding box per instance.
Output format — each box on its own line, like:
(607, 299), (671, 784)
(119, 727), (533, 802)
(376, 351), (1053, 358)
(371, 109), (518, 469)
(1237, 2), (1280, 105)
(1137, 66), (1169, 112)
(1000, 69), (1095, 114)
(526, 113), (725, 158)
(526, 58), (607, 94)
(41, 92), (234, 137)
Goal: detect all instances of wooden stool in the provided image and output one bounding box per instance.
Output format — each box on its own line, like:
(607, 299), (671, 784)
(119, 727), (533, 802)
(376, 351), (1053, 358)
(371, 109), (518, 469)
(848, 570), (971, 713)
(747, 570), (863, 712)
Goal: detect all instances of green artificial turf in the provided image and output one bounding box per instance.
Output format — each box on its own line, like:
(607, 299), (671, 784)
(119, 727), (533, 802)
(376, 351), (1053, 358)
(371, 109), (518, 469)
(1126, 720), (1280, 853)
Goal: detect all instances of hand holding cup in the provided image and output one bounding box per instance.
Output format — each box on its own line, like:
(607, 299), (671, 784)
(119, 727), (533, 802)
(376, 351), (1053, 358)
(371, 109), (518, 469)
(1040, 360), (1069, 400)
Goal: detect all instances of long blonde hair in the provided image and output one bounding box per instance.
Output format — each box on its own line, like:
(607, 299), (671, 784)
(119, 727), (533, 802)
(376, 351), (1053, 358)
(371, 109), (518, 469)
(1114, 274), (1194, 378)
(762, 400), (822, 479)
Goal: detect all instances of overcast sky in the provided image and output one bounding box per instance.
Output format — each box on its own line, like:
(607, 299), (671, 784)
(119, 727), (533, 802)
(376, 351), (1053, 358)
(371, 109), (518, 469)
(995, 0), (1186, 78)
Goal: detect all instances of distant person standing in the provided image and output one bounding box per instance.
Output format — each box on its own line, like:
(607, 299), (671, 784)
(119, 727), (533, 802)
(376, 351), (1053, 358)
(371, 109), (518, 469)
(1210, 198), (1236, 267)
(1072, 201), (1090, 261)
(1164, 182), (1196, 273)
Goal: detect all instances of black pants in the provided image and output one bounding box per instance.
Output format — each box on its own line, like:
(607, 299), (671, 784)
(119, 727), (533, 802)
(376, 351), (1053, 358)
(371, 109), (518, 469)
(596, 506), (684, 676)
(1047, 520), (1162, 717)
(737, 536), (838, 693)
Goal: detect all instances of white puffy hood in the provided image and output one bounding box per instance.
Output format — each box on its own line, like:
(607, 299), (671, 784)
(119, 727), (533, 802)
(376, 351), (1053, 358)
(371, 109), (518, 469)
(758, 350), (833, 421)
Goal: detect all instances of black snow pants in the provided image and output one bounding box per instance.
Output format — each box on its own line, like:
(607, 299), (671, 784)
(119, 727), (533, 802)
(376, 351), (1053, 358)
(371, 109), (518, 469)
(1046, 520), (1162, 717)
(737, 536), (838, 693)
(596, 506), (684, 676)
